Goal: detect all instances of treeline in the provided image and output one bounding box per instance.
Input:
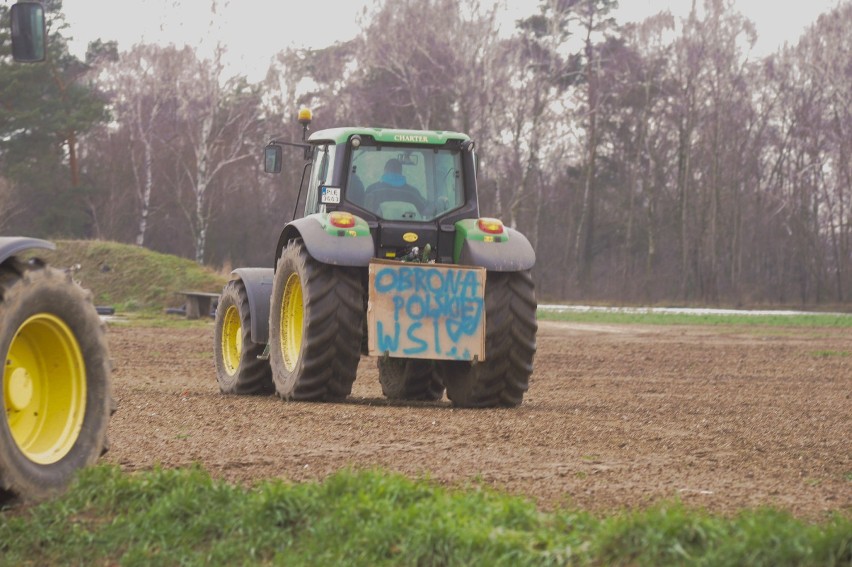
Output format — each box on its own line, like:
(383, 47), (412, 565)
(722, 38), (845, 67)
(1, 0), (850, 306)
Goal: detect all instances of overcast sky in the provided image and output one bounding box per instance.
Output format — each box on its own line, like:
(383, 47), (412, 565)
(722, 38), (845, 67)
(63, 0), (843, 81)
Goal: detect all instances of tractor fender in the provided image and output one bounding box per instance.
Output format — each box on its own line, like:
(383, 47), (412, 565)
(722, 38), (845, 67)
(458, 227), (536, 272)
(230, 267), (274, 345)
(275, 216), (374, 269)
(0, 237), (55, 265)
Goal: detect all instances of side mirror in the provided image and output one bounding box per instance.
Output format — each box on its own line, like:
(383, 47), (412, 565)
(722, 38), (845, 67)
(460, 139), (478, 173)
(264, 144), (282, 174)
(10, 2), (46, 62)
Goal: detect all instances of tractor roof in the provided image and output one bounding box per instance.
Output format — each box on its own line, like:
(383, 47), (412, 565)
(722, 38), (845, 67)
(308, 127), (470, 145)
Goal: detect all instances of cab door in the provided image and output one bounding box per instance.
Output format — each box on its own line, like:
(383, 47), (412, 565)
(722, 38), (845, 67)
(304, 144), (336, 216)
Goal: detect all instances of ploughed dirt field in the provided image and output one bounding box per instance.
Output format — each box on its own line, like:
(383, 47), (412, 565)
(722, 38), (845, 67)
(104, 320), (851, 520)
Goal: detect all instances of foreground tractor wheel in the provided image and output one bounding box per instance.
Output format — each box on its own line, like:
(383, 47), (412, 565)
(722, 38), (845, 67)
(214, 280), (273, 395)
(269, 239), (363, 401)
(440, 270), (537, 408)
(0, 259), (112, 500)
(378, 358), (444, 401)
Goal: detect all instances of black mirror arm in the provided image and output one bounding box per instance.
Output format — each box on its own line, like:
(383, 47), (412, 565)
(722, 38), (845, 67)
(269, 139), (313, 161)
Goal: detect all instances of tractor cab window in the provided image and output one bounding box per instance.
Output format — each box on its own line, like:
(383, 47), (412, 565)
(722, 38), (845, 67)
(346, 145), (463, 221)
(304, 144), (336, 215)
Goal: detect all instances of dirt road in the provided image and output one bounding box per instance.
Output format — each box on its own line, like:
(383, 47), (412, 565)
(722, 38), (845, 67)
(104, 319), (851, 519)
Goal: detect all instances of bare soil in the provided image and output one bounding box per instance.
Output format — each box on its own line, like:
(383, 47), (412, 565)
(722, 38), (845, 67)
(104, 320), (851, 519)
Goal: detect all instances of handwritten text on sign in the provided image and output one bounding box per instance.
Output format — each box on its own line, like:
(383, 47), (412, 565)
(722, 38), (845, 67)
(368, 261), (486, 361)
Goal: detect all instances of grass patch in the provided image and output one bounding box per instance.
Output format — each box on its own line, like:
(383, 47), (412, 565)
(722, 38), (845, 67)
(810, 350), (852, 358)
(538, 309), (852, 328)
(1, 466), (849, 566)
(31, 240), (227, 310)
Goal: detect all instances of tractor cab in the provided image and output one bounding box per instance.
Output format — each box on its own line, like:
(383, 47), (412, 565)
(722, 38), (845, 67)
(344, 139), (464, 222)
(267, 121), (480, 264)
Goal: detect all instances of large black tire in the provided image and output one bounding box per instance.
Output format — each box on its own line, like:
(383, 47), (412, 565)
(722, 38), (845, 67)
(0, 258), (113, 500)
(439, 270), (537, 408)
(213, 280), (273, 395)
(378, 358), (444, 401)
(269, 239), (364, 401)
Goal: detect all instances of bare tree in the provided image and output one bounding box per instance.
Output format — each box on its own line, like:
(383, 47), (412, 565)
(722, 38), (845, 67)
(100, 44), (195, 247)
(346, 0), (463, 129)
(597, 13), (676, 301)
(171, 45), (262, 264)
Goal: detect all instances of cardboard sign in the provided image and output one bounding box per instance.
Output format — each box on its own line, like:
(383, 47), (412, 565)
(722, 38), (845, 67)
(368, 260), (486, 361)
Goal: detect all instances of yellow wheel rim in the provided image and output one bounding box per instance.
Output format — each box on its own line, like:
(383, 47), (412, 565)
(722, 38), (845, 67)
(4, 314), (86, 465)
(221, 305), (242, 376)
(280, 273), (303, 372)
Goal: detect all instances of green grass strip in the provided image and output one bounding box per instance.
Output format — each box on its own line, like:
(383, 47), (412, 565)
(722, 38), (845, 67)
(537, 309), (852, 328)
(1, 466), (849, 566)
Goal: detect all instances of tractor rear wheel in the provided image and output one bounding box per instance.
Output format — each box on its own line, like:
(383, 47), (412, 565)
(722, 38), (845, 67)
(214, 280), (273, 395)
(269, 239), (363, 401)
(377, 358), (444, 401)
(439, 270), (536, 408)
(0, 259), (112, 500)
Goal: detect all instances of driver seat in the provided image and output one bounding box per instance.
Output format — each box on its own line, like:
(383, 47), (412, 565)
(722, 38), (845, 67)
(365, 186), (427, 218)
(377, 201), (421, 220)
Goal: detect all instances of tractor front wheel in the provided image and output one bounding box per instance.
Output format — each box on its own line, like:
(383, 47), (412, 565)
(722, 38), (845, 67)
(439, 270), (536, 408)
(0, 259), (112, 500)
(214, 280), (273, 395)
(269, 239), (364, 401)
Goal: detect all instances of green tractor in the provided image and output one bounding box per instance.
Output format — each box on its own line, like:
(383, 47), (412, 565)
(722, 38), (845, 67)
(214, 110), (536, 408)
(1, 4), (113, 501)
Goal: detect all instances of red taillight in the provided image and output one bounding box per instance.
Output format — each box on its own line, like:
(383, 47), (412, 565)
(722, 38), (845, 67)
(477, 217), (504, 235)
(329, 211), (356, 228)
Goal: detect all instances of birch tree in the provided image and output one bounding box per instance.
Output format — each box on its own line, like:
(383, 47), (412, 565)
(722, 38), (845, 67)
(100, 45), (194, 246)
(172, 46), (262, 263)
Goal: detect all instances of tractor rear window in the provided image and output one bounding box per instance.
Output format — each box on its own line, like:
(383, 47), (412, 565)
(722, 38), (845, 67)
(346, 146), (463, 221)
